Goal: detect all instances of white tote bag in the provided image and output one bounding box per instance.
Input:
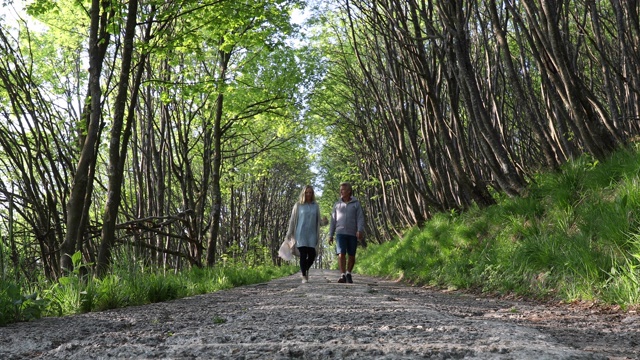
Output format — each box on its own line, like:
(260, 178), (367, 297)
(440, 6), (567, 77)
(278, 237), (299, 261)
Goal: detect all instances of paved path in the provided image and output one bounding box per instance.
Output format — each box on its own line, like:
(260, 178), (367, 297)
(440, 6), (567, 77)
(0, 269), (613, 359)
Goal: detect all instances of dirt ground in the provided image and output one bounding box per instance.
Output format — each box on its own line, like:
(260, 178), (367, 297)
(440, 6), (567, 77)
(0, 269), (638, 359)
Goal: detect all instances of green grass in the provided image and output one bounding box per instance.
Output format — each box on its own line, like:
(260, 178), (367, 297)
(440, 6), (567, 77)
(0, 253), (297, 326)
(356, 147), (640, 308)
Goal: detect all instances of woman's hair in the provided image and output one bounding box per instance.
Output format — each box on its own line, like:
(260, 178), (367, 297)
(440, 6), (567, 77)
(298, 185), (315, 204)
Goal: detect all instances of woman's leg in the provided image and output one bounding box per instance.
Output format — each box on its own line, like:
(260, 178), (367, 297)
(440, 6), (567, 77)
(305, 247), (317, 273)
(298, 247), (311, 276)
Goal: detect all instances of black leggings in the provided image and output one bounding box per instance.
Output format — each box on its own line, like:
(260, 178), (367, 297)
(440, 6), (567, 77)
(298, 246), (317, 276)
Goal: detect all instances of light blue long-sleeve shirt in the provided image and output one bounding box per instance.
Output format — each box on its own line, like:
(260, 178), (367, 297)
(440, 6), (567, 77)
(286, 202), (320, 248)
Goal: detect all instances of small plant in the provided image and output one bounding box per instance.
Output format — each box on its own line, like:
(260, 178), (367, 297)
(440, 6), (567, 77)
(79, 285), (97, 313)
(48, 251), (96, 315)
(212, 316), (226, 324)
(0, 282), (48, 325)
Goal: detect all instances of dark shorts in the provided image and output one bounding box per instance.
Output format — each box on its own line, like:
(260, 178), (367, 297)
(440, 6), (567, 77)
(335, 234), (358, 256)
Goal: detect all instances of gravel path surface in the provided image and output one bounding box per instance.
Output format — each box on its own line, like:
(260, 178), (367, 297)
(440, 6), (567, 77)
(1, 269), (638, 359)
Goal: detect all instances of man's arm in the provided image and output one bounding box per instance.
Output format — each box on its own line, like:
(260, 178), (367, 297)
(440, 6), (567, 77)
(328, 204), (336, 244)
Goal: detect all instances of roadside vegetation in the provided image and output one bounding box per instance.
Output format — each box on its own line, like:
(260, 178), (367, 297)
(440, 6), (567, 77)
(356, 146), (640, 308)
(4, 147), (640, 326)
(0, 254), (297, 326)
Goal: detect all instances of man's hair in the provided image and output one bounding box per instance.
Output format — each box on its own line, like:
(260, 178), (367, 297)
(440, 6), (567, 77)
(340, 182), (352, 192)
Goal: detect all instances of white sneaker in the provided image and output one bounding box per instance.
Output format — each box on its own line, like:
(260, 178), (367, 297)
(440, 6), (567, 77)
(301, 274), (307, 283)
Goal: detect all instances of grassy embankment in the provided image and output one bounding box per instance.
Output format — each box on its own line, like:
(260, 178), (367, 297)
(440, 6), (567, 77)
(355, 147), (640, 308)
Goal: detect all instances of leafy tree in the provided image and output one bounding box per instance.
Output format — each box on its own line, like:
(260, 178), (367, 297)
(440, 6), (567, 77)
(0, 0), (316, 280)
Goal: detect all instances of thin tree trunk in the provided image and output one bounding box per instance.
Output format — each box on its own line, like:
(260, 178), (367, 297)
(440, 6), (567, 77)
(61, 0), (112, 273)
(97, 0), (143, 276)
(487, 0), (560, 169)
(206, 49), (231, 267)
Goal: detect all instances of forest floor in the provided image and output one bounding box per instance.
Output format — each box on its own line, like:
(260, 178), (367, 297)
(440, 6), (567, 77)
(0, 269), (638, 359)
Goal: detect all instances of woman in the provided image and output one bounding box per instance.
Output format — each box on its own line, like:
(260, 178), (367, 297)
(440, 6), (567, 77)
(286, 185), (321, 283)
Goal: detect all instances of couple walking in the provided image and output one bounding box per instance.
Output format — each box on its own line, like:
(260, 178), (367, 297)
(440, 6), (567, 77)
(285, 182), (365, 284)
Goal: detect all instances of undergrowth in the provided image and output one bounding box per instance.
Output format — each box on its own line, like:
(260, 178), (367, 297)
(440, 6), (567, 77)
(0, 250), (297, 326)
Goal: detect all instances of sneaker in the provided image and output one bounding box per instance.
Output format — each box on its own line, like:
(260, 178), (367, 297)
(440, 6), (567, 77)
(305, 275), (309, 282)
(338, 274), (347, 283)
(346, 273), (353, 283)
(301, 274), (307, 284)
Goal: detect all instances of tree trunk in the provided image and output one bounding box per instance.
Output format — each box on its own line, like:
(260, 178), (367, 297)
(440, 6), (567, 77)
(61, 0), (112, 273)
(97, 0), (146, 276)
(206, 49), (231, 267)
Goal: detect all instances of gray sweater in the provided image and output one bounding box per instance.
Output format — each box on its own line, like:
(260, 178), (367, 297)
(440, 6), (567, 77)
(329, 196), (365, 237)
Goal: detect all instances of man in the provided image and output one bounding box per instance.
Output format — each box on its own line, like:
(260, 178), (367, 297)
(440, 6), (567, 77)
(328, 182), (365, 283)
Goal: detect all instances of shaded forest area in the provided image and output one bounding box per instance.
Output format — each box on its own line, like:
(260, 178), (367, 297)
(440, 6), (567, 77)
(314, 0), (640, 244)
(1, 0), (640, 283)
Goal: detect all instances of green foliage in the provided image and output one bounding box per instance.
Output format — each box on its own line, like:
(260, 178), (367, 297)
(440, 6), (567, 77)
(94, 275), (129, 311)
(601, 237), (640, 305)
(25, 0), (59, 16)
(355, 148), (640, 307)
(146, 274), (182, 304)
(44, 251), (95, 315)
(0, 255), (297, 325)
(212, 315), (227, 324)
(0, 282), (48, 326)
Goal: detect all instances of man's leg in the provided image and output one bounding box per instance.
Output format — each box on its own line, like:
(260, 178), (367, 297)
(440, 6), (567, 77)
(338, 253), (346, 273)
(345, 236), (357, 283)
(347, 255), (355, 273)
(336, 235), (351, 283)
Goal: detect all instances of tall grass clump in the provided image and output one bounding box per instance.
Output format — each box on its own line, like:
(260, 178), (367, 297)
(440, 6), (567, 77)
(601, 235), (640, 305)
(146, 273), (182, 303)
(356, 147), (640, 307)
